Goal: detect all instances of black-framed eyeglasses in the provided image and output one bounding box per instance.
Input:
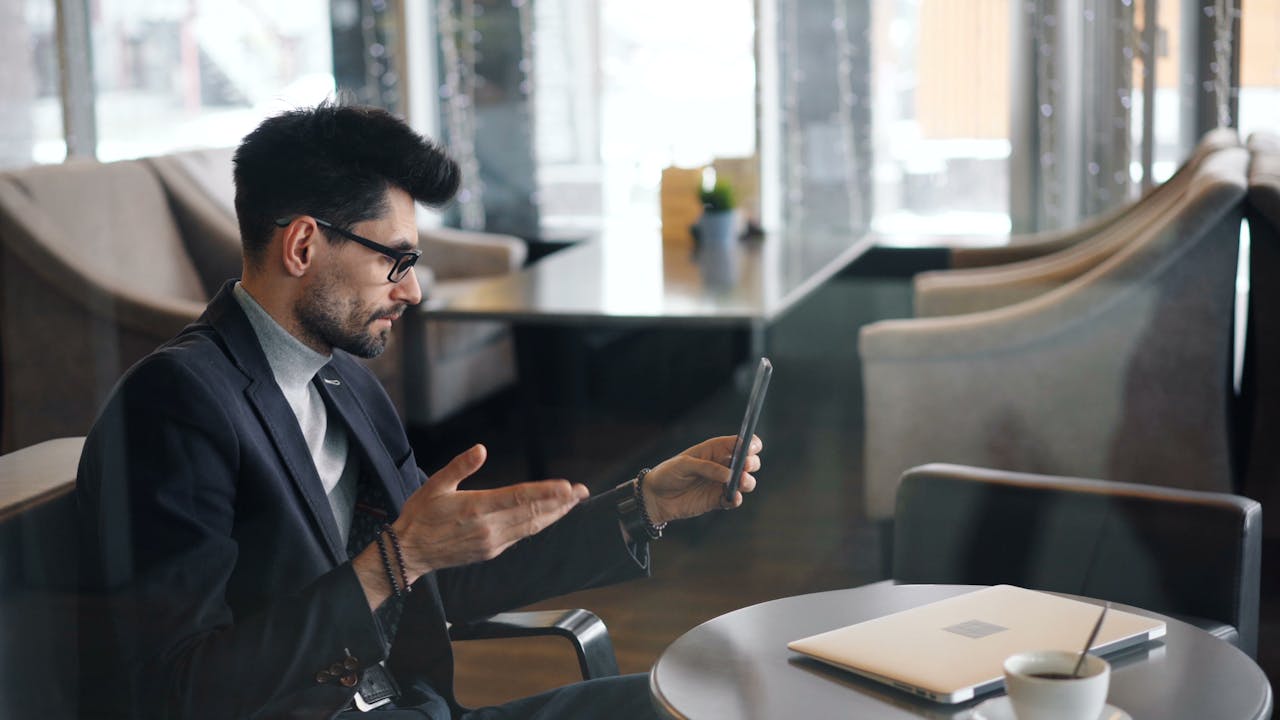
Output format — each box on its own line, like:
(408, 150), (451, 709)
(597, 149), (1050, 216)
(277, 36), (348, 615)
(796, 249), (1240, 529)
(274, 216), (421, 284)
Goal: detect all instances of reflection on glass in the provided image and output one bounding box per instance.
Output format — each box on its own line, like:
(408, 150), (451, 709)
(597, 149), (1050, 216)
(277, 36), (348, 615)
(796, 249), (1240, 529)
(0, 0), (63, 169)
(91, 0), (335, 160)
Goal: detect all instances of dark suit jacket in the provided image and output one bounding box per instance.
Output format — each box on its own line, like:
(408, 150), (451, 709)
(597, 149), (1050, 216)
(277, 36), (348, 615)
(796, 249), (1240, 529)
(76, 282), (646, 719)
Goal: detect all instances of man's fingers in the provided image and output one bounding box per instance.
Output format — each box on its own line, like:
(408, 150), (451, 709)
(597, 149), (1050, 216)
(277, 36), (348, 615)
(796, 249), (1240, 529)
(693, 435), (738, 463)
(426, 444), (487, 493)
(679, 457), (758, 502)
(674, 456), (737, 489)
(689, 434), (764, 465)
(474, 479), (587, 511)
(482, 487), (585, 548)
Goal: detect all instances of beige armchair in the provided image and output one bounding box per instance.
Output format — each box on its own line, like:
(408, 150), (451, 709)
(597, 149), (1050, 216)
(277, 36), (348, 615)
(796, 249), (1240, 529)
(143, 147), (243, 295)
(915, 129), (1241, 317)
(858, 146), (1249, 520)
(147, 148), (524, 426)
(0, 160), (208, 451)
(944, 128), (1241, 269)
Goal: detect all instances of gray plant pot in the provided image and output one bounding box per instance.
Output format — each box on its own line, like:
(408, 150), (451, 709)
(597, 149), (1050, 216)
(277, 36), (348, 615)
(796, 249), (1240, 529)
(697, 210), (740, 289)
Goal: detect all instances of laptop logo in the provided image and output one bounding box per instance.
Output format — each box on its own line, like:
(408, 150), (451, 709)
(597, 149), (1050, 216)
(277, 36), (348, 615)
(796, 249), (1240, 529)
(943, 619), (1008, 639)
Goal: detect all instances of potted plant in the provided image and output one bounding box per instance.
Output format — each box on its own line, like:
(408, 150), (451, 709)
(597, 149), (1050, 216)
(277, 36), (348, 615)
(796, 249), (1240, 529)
(697, 178), (738, 247)
(695, 177), (740, 289)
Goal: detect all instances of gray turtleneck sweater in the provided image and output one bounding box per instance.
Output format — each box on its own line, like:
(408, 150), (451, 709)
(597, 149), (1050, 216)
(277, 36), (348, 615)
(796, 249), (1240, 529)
(233, 283), (358, 545)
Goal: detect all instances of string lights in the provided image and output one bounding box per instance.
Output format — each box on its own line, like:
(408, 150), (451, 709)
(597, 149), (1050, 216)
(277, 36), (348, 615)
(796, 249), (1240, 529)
(437, 0), (486, 229)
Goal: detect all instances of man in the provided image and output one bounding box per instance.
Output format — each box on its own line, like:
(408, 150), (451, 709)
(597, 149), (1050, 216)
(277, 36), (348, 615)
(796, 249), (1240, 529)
(75, 102), (762, 719)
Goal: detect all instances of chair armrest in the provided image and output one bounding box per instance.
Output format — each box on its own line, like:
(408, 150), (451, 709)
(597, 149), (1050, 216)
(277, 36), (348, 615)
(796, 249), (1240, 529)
(419, 226), (527, 280)
(448, 609), (620, 680)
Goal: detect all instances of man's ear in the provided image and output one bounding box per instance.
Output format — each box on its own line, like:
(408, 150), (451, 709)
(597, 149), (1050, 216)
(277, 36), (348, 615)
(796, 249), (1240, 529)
(279, 218), (320, 278)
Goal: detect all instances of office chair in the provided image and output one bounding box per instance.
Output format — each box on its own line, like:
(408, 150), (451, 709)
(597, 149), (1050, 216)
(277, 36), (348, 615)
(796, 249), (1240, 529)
(892, 463), (1261, 657)
(0, 438), (617, 719)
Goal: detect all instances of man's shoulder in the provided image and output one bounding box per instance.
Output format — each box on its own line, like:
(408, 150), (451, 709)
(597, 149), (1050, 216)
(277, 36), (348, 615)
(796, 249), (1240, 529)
(118, 323), (241, 398)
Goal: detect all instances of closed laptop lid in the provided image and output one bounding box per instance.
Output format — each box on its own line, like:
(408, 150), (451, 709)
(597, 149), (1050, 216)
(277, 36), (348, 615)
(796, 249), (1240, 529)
(787, 585), (1166, 704)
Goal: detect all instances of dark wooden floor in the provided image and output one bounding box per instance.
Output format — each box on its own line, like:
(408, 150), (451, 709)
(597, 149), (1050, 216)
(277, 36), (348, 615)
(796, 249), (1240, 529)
(410, 274), (1280, 711)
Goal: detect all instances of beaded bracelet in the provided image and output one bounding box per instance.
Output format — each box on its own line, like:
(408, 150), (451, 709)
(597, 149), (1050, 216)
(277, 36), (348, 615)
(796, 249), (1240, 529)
(382, 524), (413, 595)
(634, 468), (667, 539)
(375, 529), (403, 598)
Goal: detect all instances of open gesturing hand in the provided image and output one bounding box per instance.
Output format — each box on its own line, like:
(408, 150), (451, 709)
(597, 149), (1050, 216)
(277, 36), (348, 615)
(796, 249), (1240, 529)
(641, 435), (763, 525)
(375, 445), (587, 590)
(355, 444), (588, 609)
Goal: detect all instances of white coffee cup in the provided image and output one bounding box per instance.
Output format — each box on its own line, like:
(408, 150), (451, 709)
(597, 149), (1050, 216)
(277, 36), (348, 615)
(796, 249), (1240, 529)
(1003, 650), (1110, 720)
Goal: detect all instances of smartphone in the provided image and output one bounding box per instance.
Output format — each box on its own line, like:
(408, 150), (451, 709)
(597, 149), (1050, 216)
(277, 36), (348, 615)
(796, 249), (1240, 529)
(725, 357), (772, 503)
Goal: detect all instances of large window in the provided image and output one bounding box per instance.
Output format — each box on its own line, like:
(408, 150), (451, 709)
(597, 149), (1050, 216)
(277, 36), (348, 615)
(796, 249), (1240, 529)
(0, 0), (63, 169)
(531, 0), (756, 232)
(1238, 0), (1280, 138)
(90, 0), (335, 160)
(871, 0), (1012, 237)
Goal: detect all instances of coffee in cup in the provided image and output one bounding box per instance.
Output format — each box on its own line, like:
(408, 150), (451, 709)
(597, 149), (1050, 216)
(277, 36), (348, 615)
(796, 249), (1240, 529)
(1003, 649), (1110, 720)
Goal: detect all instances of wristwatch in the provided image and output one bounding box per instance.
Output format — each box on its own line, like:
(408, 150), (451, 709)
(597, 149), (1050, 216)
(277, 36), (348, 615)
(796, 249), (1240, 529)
(616, 468), (666, 541)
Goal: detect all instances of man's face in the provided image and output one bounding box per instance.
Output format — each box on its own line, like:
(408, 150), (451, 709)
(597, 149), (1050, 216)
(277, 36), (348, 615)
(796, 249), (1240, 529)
(295, 187), (422, 358)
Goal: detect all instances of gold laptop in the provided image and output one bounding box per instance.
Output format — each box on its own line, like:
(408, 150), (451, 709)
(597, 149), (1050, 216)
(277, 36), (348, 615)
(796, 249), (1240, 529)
(787, 585), (1166, 704)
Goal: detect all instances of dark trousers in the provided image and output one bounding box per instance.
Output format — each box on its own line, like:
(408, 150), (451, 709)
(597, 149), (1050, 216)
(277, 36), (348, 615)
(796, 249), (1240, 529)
(339, 674), (659, 720)
(462, 674), (658, 720)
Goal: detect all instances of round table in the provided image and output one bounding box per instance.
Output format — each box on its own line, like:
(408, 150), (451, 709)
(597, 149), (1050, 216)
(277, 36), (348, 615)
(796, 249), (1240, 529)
(649, 583), (1273, 719)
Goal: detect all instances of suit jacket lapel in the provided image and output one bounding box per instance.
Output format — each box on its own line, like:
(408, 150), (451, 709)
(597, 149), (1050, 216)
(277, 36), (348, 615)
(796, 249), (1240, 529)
(203, 282), (348, 564)
(314, 364), (408, 514)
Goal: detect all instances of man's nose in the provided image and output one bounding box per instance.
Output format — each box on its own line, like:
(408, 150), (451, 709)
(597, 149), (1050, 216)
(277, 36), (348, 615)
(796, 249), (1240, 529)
(394, 265), (424, 306)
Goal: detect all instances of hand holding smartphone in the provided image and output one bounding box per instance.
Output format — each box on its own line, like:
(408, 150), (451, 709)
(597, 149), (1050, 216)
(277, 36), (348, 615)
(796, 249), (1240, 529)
(725, 358), (772, 503)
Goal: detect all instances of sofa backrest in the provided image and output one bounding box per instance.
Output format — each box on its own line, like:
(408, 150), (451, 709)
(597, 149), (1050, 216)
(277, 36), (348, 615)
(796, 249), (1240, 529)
(166, 147), (237, 216)
(145, 148), (243, 296)
(1, 160), (207, 306)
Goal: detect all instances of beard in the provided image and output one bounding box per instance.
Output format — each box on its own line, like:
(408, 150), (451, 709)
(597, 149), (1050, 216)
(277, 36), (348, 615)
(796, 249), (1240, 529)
(296, 267), (402, 359)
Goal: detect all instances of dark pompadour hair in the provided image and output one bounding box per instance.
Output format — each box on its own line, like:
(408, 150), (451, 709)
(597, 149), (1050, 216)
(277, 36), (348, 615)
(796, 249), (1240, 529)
(232, 100), (460, 264)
